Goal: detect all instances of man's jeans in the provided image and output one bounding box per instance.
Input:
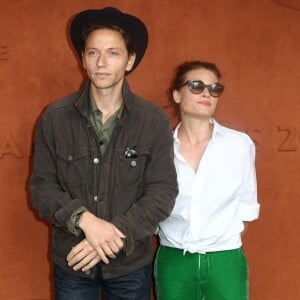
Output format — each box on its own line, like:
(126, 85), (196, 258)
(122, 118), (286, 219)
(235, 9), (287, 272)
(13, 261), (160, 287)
(54, 263), (152, 300)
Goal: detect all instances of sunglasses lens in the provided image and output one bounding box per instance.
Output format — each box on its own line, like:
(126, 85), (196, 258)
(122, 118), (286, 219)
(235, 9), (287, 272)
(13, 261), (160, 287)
(189, 81), (205, 94)
(210, 84), (224, 97)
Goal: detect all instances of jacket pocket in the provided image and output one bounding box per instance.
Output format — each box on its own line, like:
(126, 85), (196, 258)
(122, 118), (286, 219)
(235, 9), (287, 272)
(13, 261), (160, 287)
(115, 147), (150, 190)
(56, 145), (89, 189)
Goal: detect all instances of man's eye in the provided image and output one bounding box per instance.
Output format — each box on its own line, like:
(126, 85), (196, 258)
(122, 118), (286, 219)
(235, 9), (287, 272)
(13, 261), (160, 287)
(86, 50), (97, 57)
(109, 50), (119, 56)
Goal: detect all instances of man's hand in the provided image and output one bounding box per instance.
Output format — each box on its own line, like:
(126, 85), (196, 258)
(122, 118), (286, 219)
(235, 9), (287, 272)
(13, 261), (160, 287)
(67, 238), (101, 272)
(77, 212), (126, 264)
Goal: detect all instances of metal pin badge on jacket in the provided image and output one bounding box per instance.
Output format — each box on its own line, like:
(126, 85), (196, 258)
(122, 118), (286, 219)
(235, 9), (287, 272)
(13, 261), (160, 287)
(124, 147), (138, 159)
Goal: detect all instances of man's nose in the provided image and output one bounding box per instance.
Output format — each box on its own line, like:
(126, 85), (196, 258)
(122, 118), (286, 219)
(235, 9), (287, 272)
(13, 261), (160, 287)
(97, 53), (107, 66)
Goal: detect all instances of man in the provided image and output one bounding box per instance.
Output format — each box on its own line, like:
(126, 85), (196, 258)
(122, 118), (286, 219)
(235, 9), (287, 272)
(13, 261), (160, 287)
(30, 7), (178, 300)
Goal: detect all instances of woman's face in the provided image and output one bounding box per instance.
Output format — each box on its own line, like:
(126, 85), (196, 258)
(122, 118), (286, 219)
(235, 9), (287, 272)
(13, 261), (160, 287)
(173, 68), (221, 120)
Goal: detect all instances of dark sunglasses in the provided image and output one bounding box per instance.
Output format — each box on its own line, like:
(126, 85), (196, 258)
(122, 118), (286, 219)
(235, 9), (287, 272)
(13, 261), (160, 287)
(182, 80), (224, 97)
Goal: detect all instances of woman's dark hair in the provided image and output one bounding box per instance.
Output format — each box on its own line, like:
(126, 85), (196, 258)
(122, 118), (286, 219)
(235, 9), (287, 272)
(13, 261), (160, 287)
(80, 24), (136, 56)
(168, 61), (222, 100)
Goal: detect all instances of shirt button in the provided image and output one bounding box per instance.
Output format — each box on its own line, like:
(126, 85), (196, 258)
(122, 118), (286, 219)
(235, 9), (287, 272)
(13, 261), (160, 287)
(67, 155), (73, 161)
(93, 196), (98, 201)
(131, 160), (137, 167)
(93, 158), (99, 164)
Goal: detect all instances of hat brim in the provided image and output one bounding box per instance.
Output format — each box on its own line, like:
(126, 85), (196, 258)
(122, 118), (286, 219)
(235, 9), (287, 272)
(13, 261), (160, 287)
(70, 7), (148, 75)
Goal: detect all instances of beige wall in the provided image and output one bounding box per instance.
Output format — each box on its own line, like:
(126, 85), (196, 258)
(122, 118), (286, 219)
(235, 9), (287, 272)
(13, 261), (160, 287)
(0, 0), (299, 299)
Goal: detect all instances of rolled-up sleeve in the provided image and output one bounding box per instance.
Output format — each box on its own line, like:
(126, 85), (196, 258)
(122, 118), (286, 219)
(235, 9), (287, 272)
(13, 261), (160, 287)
(238, 138), (260, 221)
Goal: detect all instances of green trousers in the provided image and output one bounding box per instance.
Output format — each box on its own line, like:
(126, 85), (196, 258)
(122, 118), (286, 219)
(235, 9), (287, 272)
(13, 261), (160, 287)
(154, 246), (249, 300)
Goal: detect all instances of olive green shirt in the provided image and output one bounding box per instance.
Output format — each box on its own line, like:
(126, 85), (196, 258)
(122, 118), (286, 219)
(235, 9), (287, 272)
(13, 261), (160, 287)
(88, 93), (123, 156)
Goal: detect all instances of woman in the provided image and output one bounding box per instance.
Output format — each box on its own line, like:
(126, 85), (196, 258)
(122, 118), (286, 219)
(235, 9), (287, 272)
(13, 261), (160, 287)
(155, 61), (260, 300)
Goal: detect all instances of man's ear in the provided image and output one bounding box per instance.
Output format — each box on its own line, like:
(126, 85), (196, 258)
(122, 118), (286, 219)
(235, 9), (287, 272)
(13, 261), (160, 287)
(125, 53), (136, 72)
(82, 52), (86, 69)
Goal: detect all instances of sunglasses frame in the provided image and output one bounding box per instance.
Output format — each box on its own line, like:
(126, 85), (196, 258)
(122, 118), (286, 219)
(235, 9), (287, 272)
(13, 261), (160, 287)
(182, 80), (224, 97)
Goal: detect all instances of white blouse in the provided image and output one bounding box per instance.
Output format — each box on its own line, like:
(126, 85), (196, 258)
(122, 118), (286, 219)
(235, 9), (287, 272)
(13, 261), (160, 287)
(158, 119), (260, 253)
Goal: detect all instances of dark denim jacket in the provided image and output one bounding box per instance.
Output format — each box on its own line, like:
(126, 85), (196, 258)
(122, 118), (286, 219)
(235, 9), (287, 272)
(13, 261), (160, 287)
(29, 80), (178, 279)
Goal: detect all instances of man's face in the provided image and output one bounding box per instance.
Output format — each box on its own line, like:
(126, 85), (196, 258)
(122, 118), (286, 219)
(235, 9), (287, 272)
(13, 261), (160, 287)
(82, 28), (136, 90)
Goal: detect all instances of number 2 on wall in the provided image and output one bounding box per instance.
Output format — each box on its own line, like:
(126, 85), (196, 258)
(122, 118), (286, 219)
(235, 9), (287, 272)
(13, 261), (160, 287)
(277, 125), (298, 152)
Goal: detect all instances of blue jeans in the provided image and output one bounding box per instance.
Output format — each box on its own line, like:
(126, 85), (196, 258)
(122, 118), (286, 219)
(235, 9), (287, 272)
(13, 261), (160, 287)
(54, 263), (152, 300)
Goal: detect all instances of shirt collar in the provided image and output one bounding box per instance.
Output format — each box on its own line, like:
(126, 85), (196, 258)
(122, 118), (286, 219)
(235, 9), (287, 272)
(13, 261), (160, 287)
(173, 118), (227, 143)
(210, 118), (228, 138)
(89, 90), (124, 120)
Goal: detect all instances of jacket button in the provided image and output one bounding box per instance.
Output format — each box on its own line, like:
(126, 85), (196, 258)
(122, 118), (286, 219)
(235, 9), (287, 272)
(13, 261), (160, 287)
(67, 155), (73, 161)
(93, 196), (98, 201)
(131, 160), (137, 167)
(93, 158), (99, 164)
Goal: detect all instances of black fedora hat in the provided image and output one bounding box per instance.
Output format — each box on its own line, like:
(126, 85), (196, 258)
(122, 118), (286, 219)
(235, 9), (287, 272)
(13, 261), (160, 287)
(70, 7), (148, 74)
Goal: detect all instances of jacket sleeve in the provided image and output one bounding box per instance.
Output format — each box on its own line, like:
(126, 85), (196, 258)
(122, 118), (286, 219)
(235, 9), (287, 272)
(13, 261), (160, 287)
(29, 114), (86, 232)
(111, 113), (178, 255)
